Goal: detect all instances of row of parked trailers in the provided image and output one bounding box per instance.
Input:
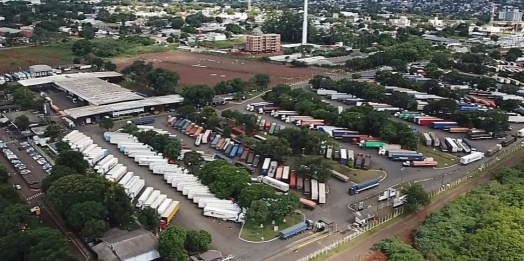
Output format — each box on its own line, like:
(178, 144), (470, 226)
(101, 131), (181, 227)
(260, 158), (326, 205)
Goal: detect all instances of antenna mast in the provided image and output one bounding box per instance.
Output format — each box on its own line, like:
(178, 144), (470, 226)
(489, 3), (495, 26)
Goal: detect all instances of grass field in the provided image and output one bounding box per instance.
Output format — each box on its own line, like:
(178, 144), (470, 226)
(417, 145), (458, 167)
(199, 38), (246, 49)
(0, 43), (75, 73)
(240, 212), (304, 242)
(331, 164), (386, 184)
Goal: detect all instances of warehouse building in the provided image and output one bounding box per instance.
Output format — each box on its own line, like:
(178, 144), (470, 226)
(92, 228), (160, 261)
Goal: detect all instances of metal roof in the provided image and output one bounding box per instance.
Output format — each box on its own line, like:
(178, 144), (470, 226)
(18, 72), (122, 86)
(64, 94), (184, 119)
(53, 78), (143, 106)
(92, 228), (160, 261)
(29, 65), (52, 73)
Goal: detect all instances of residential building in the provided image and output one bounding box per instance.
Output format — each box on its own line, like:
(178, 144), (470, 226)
(390, 16), (410, 27)
(428, 16), (445, 27)
(499, 9), (523, 22)
(245, 28), (281, 53)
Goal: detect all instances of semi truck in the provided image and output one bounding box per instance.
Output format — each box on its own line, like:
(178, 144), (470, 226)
(160, 201), (180, 225)
(139, 158), (168, 166)
(349, 179), (380, 195)
(198, 199), (232, 209)
(279, 222), (310, 240)
(134, 155), (164, 162)
(151, 194), (168, 211)
(203, 206), (246, 223)
(128, 179), (145, 201)
(95, 155), (114, 170)
(157, 198), (174, 215)
(402, 161), (438, 167)
(432, 121), (459, 130)
(144, 190), (161, 208)
(501, 136), (517, 147)
(135, 187), (154, 208)
(380, 144), (401, 151)
(97, 158), (119, 174)
(360, 141), (386, 149)
(285, 116), (313, 123)
(257, 176), (290, 192)
(460, 152), (484, 165)
(391, 153), (424, 161)
(106, 164), (127, 182)
(118, 172), (134, 187)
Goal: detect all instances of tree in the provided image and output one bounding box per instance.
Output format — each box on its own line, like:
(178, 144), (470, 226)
(55, 141), (72, 153)
(47, 175), (107, 213)
(181, 85), (215, 105)
(138, 207), (160, 232)
(293, 155), (332, 182)
(182, 151), (204, 175)
(66, 201), (105, 232)
(80, 219), (106, 239)
(267, 194), (300, 222)
(146, 68), (180, 95)
(184, 230), (212, 254)
(14, 115), (30, 130)
(99, 117), (114, 131)
(225, 23), (242, 34)
(71, 39), (93, 56)
(246, 200), (270, 225)
(41, 165), (75, 193)
(170, 16), (185, 29)
(12, 86), (35, 110)
(103, 60), (117, 71)
(238, 184), (276, 208)
(164, 141), (182, 160)
(121, 60), (154, 86)
(252, 74), (271, 89)
(55, 151), (89, 174)
(73, 57), (82, 64)
(0, 227), (78, 261)
(199, 160), (251, 199)
(44, 124), (61, 141)
(0, 165), (9, 184)
(158, 226), (188, 261)
(215, 16), (223, 23)
(254, 137), (292, 162)
(401, 184), (430, 212)
(91, 57), (104, 69)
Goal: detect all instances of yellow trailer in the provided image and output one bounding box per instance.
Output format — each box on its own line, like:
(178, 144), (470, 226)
(161, 201), (180, 224)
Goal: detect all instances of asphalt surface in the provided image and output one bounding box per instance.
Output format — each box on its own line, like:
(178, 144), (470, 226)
(80, 123), (294, 261)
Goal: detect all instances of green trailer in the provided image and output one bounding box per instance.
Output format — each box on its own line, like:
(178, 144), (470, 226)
(400, 113), (422, 120)
(360, 141), (386, 149)
(268, 123), (277, 135)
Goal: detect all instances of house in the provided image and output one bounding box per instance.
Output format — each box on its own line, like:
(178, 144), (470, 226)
(354, 208), (376, 226)
(92, 228), (160, 261)
(29, 65), (52, 77)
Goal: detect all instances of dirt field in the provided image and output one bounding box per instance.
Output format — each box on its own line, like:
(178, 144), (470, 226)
(115, 52), (328, 86)
(0, 45), (74, 73)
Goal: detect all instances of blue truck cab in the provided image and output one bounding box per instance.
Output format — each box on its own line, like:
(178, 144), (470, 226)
(349, 178), (380, 195)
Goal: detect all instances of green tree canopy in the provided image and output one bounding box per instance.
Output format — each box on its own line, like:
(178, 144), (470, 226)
(158, 226), (187, 261)
(55, 151), (89, 174)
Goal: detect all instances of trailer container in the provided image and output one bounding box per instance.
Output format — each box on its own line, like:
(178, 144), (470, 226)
(275, 166), (283, 180)
(311, 179), (319, 201)
(363, 155), (371, 169)
(485, 144), (502, 157)
(252, 155), (260, 167)
(360, 141), (386, 149)
(297, 176), (304, 190)
(135, 187), (154, 208)
(279, 222), (309, 239)
(63, 130), (80, 141)
(157, 198), (174, 215)
(228, 145), (239, 158)
(257, 176), (290, 192)
(402, 161), (438, 167)
(501, 136), (517, 147)
(460, 152), (484, 165)
(282, 166), (290, 180)
(81, 144), (99, 155)
(422, 133), (432, 146)
(129, 179), (145, 200)
(300, 198), (316, 210)
(191, 193), (215, 202)
(331, 170), (349, 182)
(391, 153), (424, 161)
(246, 152), (255, 164)
(95, 155), (115, 170)
(449, 127), (471, 133)
(332, 130), (360, 139)
(354, 155), (363, 169)
(456, 139), (471, 153)
(118, 172), (134, 187)
(303, 178), (311, 195)
(97, 158), (118, 174)
(349, 179), (380, 195)
(160, 201), (180, 226)
(318, 183), (326, 204)
(107, 165), (127, 182)
(432, 121), (459, 130)
(139, 158), (168, 166)
(429, 132), (440, 147)
(289, 171), (297, 188)
(151, 194), (168, 211)
(261, 158), (271, 175)
(134, 155), (164, 162)
(203, 207), (246, 223)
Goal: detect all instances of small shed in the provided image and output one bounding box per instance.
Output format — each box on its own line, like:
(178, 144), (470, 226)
(92, 228), (160, 261)
(354, 208), (377, 226)
(29, 65), (53, 77)
(198, 250), (223, 261)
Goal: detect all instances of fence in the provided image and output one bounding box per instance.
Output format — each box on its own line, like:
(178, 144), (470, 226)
(294, 141), (524, 261)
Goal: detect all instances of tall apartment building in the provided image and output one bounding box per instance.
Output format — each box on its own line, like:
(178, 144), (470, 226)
(499, 8), (523, 22)
(245, 28), (281, 53)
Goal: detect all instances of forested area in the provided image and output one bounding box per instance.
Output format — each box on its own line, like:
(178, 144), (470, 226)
(268, 84), (419, 149)
(376, 162), (524, 261)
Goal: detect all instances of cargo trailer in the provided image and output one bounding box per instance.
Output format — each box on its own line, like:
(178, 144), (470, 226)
(97, 158), (118, 174)
(160, 201), (180, 225)
(402, 161), (438, 167)
(257, 176), (290, 192)
(157, 198), (174, 215)
(460, 152), (484, 165)
(349, 179), (380, 195)
(203, 207), (245, 223)
(151, 194), (167, 211)
(135, 187), (154, 208)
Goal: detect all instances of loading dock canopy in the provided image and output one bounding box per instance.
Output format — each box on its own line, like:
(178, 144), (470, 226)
(64, 94), (184, 119)
(17, 72), (122, 87)
(53, 78), (144, 106)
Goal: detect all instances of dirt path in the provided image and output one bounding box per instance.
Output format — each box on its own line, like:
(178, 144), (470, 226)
(328, 155), (521, 261)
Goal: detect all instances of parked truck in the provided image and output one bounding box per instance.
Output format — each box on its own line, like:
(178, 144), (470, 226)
(402, 161), (438, 167)
(106, 164), (127, 182)
(144, 190), (161, 208)
(391, 153), (424, 161)
(97, 158), (118, 174)
(460, 152), (485, 165)
(203, 207), (246, 223)
(359, 141), (386, 149)
(279, 222), (310, 240)
(129, 179), (145, 201)
(160, 201), (180, 226)
(257, 176), (290, 192)
(354, 154), (364, 169)
(348, 179), (380, 195)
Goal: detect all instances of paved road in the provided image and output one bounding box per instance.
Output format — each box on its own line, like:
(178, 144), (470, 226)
(326, 145), (524, 261)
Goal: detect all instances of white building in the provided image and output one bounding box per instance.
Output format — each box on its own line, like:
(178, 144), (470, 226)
(499, 9), (523, 22)
(390, 16), (410, 27)
(428, 17), (445, 27)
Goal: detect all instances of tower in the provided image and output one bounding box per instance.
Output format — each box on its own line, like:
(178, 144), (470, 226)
(302, 0), (308, 45)
(489, 3), (495, 26)
(247, 0), (251, 12)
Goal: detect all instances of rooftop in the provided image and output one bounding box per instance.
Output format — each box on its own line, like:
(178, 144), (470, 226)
(92, 228), (160, 261)
(53, 78), (143, 106)
(29, 64), (52, 73)
(64, 94), (184, 119)
(18, 72), (123, 87)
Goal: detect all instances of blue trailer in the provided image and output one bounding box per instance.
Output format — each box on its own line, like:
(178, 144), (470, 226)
(132, 117), (155, 125)
(460, 106), (479, 111)
(432, 121), (459, 130)
(349, 178), (380, 195)
(391, 153), (424, 161)
(237, 146), (244, 156)
(176, 119), (187, 129)
(214, 153), (232, 163)
(279, 222), (309, 240)
(252, 103), (274, 110)
(229, 145), (239, 158)
(211, 136), (220, 147)
(173, 118), (183, 127)
(332, 130), (359, 139)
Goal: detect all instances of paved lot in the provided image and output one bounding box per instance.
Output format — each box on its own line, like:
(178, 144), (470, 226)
(80, 124), (293, 261)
